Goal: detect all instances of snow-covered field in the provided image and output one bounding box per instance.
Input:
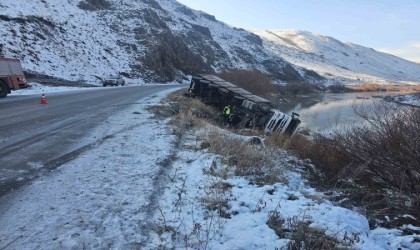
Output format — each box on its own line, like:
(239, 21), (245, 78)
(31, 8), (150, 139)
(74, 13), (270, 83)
(1, 87), (419, 249)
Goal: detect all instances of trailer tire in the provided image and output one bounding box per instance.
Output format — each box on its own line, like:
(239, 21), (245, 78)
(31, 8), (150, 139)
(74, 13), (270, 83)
(0, 80), (8, 98)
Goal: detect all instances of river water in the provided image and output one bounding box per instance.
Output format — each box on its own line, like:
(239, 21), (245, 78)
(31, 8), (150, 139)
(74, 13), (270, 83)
(275, 92), (398, 133)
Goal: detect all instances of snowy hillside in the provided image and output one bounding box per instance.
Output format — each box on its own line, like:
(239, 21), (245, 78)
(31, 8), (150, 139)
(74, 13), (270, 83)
(1, 0), (419, 85)
(0, 0), (130, 82)
(0, 0), (315, 83)
(253, 30), (420, 85)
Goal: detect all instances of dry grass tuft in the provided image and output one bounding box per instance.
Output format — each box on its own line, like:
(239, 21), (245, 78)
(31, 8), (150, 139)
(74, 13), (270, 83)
(155, 88), (221, 140)
(266, 207), (347, 249)
(265, 132), (292, 149)
(206, 129), (267, 172)
(285, 217), (344, 250)
(166, 88), (220, 120)
(348, 83), (420, 92)
(201, 129), (287, 185)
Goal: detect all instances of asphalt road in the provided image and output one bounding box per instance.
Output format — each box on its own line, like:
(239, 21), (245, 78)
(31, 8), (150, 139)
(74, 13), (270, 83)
(0, 85), (180, 197)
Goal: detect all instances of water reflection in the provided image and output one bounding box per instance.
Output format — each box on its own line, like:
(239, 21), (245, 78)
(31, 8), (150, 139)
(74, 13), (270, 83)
(275, 92), (397, 133)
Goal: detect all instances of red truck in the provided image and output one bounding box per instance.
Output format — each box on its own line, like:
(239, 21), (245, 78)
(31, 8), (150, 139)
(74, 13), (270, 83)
(0, 58), (28, 98)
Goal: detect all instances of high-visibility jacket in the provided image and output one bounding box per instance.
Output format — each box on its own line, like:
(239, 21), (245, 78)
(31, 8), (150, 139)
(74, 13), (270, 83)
(223, 106), (231, 115)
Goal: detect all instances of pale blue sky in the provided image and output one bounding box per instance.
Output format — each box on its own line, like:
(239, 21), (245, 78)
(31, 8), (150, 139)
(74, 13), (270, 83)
(176, 0), (420, 63)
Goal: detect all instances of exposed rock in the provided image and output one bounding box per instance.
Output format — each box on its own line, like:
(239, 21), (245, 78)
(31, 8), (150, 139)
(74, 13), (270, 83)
(141, 8), (168, 31)
(78, 0), (112, 11)
(176, 5), (196, 19)
(244, 33), (263, 47)
(262, 59), (303, 82)
(143, 31), (212, 81)
(303, 68), (324, 82)
(233, 28), (263, 46)
(0, 15), (55, 27)
(190, 24), (212, 39)
(233, 47), (257, 64)
(201, 13), (217, 22)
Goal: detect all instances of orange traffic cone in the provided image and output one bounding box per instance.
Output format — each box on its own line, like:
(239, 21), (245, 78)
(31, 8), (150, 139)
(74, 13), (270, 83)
(40, 93), (48, 104)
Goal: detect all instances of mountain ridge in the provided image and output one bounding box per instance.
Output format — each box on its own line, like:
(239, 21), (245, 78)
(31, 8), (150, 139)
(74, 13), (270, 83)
(0, 0), (419, 86)
(253, 29), (420, 85)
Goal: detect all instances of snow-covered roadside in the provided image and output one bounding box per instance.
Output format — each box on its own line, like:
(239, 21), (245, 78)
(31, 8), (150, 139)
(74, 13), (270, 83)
(10, 82), (95, 96)
(9, 80), (188, 97)
(148, 126), (420, 249)
(0, 89), (178, 249)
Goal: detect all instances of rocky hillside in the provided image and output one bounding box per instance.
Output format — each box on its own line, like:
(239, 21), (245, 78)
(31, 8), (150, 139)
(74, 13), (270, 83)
(253, 30), (420, 85)
(0, 0), (321, 84)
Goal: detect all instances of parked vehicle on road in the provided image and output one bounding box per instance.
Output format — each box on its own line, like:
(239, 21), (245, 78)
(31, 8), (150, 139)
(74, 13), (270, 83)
(0, 57), (28, 98)
(102, 75), (125, 87)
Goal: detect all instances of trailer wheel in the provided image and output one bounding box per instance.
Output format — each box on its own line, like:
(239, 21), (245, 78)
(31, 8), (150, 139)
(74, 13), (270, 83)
(0, 80), (8, 98)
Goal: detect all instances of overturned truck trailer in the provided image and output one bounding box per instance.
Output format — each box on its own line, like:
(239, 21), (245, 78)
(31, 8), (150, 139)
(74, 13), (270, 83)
(188, 74), (301, 136)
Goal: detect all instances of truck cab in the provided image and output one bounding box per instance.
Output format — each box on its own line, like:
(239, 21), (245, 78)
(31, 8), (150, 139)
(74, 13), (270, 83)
(0, 58), (28, 98)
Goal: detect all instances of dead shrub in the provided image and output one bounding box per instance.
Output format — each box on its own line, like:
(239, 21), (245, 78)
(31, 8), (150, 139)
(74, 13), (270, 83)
(349, 83), (384, 91)
(287, 102), (420, 195)
(266, 132), (351, 185)
(335, 102), (420, 195)
(202, 129), (286, 184)
(161, 89), (222, 140)
(206, 129), (267, 172)
(166, 88), (220, 120)
(348, 83), (420, 92)
(267, 203), (285, 238)
(285, 216), (343, 250)
(283, 101), (420, 227)
(265, 133), (292, 149)
(170, 110), (201, 138)
(217, 69), (279, 98)
(294, 134), (351, 182)
(201, 181), (232, 219)
(266, 209), (346, 250)
(328, 84), (353, 93)
(278, 81), (319, 96)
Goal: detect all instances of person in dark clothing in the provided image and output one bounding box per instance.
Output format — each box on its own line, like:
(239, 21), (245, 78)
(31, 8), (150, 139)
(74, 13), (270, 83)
(228, 113), (241, 127)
